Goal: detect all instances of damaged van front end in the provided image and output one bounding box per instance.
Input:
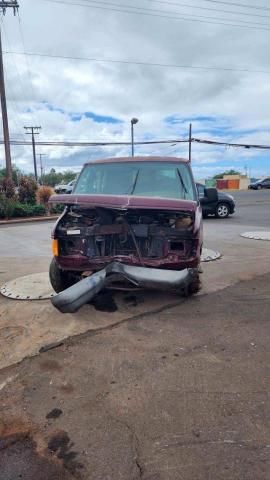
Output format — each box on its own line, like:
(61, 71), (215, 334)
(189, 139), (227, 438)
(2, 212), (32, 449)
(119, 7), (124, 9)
(49, 157), (203, 313)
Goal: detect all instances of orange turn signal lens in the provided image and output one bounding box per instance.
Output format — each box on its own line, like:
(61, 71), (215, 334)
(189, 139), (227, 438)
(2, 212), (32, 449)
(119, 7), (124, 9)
(52, 239), (59, 257)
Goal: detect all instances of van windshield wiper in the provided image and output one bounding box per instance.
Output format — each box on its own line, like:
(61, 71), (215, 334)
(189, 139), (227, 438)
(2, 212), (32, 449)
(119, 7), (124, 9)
(177, 168), (188, 198)
(130, 169), (140, 195)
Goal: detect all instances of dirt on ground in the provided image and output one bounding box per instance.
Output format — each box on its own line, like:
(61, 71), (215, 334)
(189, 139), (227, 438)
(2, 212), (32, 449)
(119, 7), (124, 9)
(0, 273), (269, 479)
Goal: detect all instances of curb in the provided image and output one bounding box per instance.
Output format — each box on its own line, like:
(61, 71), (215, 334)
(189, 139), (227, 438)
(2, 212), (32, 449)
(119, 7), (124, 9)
(215, 189), (248, 192)
(0, 215), (59, 226)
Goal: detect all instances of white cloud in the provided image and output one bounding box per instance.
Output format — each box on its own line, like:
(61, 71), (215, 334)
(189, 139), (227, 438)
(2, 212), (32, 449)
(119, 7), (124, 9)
(0, 0), (270, 178)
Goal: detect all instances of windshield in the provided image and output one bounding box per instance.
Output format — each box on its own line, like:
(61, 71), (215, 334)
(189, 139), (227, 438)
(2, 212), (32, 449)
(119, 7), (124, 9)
(74, 161), (196, 201)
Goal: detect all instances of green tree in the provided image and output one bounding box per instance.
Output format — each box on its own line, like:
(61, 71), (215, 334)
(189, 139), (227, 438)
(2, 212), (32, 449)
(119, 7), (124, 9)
(62, 170), (77, 183)
(41, 171), (62, 187)
(42, 170), (77, 187)
(213, 169), (241, 179)
(0, 165), (23, 185)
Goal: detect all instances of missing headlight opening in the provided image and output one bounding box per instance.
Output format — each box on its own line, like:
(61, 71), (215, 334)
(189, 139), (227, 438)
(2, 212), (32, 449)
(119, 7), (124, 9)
(56, 207), (194, 261)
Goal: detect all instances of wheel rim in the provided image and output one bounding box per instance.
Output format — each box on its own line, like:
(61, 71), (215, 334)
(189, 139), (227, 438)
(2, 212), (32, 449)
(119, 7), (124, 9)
(217, 205), (228, 217)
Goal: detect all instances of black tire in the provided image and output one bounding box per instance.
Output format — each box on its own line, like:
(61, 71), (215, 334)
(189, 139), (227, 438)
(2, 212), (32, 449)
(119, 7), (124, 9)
(49, 258), (79, 293)
(215, 202), (229, 218)
(180, 269), (201, 297)
(257, 185), (262, 190)
(188, 269), (201, 295)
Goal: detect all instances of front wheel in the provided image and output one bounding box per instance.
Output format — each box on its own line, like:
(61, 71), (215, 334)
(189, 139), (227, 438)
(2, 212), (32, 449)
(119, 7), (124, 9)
(215, 202), (229, 218)
(180, 269), (201, 297)
(257, 185), (262, 190)
(188, 269), (201, 295)
(49, 258), (79, 293)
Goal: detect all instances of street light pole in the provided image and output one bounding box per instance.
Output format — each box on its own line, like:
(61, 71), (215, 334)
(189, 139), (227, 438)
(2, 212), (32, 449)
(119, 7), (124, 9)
(131, 118), (138, 157)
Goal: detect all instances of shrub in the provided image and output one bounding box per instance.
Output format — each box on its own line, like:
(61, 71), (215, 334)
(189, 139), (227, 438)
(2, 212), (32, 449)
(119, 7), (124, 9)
(31, 204), (46, 216)
(12, 203), (46, 217)
(36, 185), (54, 215)
(0, 177), (16, 199)
(51, 204), (65, 214)
(0, 194), (16, 219)
(36, 185), (54, 205)
(0, 202), (46, 218)
(18, 176), (38, 204)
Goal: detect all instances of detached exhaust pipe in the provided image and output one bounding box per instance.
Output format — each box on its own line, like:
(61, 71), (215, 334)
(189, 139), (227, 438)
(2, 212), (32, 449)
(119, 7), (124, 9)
(51, 263), (197, 313)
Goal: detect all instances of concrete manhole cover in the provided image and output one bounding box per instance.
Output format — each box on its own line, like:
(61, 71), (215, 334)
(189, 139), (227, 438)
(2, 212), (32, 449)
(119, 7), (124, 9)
(241, 231), (270, 241)
(201, 248), (221, 262)
(0, 273), (55, 300)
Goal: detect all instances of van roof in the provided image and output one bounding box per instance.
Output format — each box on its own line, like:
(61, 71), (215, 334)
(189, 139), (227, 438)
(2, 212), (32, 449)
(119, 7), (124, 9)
(85, 156), (189, 165)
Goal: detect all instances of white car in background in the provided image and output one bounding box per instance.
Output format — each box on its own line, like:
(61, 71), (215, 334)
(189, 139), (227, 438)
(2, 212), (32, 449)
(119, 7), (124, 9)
(54, 179), (76, 194)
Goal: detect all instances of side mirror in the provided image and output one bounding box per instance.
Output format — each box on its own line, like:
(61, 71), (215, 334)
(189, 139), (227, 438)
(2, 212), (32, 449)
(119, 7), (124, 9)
(205, 187), (218, 202)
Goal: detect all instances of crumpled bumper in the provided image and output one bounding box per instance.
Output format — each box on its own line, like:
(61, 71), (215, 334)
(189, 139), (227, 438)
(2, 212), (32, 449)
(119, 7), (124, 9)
(51, 262), (197, 314)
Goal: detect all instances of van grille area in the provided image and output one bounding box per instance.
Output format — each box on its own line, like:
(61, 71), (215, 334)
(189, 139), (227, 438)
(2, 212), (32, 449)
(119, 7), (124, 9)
(56, 207), (195, 261)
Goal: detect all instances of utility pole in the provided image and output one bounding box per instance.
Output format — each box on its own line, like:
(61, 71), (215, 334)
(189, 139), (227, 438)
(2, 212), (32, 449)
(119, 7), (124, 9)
(188, 123), (192, 163)
(38, 153), (46, 184)
(24, 126), (41, 181)
(0, 1), (19, 179)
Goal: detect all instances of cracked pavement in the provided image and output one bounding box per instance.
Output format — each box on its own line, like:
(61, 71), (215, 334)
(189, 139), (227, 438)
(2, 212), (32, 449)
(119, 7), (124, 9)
(0, 273), (270, 479)
(1, 191), (270, 369)
(0, 190), (270, 478)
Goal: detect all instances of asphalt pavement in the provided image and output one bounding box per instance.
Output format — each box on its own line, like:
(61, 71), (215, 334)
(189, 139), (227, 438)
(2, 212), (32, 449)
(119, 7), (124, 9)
(1, 272), (269, 480)
(227, 189), (270, 227)
(0, 190), (270, 479)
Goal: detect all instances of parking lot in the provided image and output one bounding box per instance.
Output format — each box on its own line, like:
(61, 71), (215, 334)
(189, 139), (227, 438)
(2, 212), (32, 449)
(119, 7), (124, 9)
(0, 190), (270, 479)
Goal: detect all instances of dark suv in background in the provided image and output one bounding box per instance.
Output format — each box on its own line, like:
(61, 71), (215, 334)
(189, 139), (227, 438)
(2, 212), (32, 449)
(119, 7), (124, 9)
(197, 183), (235, 218)
(248, 178), (270, 190)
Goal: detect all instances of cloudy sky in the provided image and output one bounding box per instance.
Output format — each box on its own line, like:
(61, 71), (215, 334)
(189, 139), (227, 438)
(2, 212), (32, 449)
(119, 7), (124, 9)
(1, 0), (270, 179)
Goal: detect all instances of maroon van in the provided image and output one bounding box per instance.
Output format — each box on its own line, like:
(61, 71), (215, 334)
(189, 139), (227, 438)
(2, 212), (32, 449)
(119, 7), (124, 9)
(49, 157), (204, 313)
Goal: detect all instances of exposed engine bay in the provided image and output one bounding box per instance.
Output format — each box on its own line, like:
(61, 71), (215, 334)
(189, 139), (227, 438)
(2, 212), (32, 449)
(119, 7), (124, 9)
(55, 206), (198, 266)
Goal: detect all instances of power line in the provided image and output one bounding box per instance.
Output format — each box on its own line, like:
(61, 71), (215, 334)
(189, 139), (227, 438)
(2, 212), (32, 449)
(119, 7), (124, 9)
(0, 18), (35, 136)
(1, 14), (41, 129)
(82, 0), (270, 20)
(193, 138), (270, 149)
(1, 138), (189, 146)
(4, 50), (270, 75)
(17, 11), (42, 126)
(203, 0), (270, 13)
(2, 137), (270, 150)
(140, 0), (270, 20)
(43, 0), (270, 31)
(59, 0), (270, 27)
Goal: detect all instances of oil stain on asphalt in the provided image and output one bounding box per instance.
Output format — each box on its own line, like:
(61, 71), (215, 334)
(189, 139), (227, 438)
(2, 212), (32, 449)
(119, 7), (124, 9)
(0, 431), (79, 480)
(46, 408), (63, 420)
(91, 290), (118, 312)
(47, 431), (83, 475)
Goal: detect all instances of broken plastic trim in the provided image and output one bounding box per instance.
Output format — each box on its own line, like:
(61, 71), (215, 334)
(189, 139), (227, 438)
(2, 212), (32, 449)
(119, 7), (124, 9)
(51, 262), (197, 313)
